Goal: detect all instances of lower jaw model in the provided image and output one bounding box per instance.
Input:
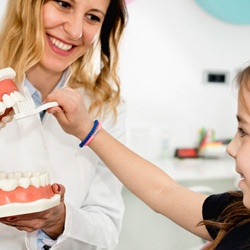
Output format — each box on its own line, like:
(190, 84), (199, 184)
(0, 171), (60, 217)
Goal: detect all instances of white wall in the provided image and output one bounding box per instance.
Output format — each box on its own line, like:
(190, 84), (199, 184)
(0, 0), (7, 21)
(1, 0), (249, 159)
(119, 0), (250, 159)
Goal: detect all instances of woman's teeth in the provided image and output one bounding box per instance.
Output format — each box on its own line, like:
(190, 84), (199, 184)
(49, 36), (73, 51)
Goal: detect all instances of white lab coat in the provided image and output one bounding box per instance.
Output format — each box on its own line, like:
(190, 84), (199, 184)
(0, 76), (126, 249)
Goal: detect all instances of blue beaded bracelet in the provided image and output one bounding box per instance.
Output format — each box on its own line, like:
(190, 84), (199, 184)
(79, 120), (99, 148)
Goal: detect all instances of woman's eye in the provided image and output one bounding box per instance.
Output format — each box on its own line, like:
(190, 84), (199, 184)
(86, 14), (101, 23)
(238, 127), (247, 137)
(53, 0), (71, 9)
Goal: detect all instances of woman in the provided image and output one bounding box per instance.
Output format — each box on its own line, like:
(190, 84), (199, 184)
(45, 65), (250, 250)
(0, 0), (127, 249)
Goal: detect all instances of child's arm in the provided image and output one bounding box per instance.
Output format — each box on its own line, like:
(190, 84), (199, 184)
(46, 88), (212, 241)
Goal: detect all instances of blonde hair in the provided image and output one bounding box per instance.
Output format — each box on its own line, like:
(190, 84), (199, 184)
(0, 0), (128, 118)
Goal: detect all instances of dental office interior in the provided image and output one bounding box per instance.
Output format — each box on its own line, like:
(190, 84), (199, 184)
(116, 0), (250, 250)
(0, 0), (249, 249)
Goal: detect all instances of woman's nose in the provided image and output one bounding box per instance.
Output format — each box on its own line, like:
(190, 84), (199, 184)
(64, 14), (83, 41)
(226, 138), (237, 158)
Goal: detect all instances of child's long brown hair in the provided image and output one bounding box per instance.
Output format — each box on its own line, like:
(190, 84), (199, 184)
(200, 192), (250, 249)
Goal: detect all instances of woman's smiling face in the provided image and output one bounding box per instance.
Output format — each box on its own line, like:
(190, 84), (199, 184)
(227, 84), (250, 208)
(40, 0), (110, 73)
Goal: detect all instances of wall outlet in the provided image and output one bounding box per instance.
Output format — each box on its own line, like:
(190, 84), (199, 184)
(203, 70), (229, 84)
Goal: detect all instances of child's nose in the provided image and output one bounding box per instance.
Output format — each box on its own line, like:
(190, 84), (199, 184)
(226, 138), (236, 158)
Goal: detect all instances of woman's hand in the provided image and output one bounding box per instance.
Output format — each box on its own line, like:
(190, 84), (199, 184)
(0, 184), (65, 240)
(45, 87), (93, 141)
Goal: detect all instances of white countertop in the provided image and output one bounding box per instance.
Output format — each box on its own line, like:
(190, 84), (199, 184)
(151, 156), (237, 182)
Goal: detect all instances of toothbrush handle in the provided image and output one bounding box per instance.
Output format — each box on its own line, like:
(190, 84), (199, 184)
(36, 102), (59, 113)
(14, 101), (59, 120)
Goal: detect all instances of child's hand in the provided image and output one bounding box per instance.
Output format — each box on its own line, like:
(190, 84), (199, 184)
(45, 88), (93, 141)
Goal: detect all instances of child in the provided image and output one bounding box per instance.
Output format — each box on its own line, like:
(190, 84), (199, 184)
(45, 65), (250, 249)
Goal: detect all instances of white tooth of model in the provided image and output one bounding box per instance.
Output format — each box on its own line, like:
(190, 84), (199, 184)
(18, 177), (31, 189)
(32, 171), (41, 177)
(39, 174), (46, 187)
(10, 92), (21, 103)
(0, 67), (16, 81)
(13, 172), (23, 179)
(23, 171), (32, 178)
(2, 94), (15, 108)
(30, 176), (40, 188)
(0, 179), (18, 191)
(0, 102), (6, 115)
(0, 172), (7, 179)
(44, 172), (50, 185)
(7, 172), (15, 179)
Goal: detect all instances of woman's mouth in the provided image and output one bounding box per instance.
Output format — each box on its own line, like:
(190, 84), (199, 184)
(48, 35), (73, 51)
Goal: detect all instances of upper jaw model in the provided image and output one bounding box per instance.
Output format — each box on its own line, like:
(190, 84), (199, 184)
(0, 67), (58, 125)
(0, 67), (26, 128)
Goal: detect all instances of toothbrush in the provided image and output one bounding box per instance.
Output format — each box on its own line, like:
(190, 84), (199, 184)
(13, 100), (59, 120)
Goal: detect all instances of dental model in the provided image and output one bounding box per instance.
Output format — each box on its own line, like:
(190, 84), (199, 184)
(0, 67), (58, 128)
(0, 171), (60, 217)
(0, 67), (20, 128)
